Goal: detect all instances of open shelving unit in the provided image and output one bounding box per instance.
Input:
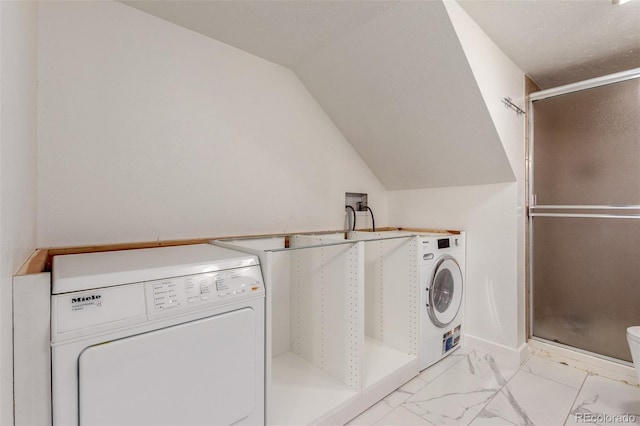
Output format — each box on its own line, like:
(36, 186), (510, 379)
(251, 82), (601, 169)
(214, 231), (420, 424)
(214, 235), (363, 425)
(363, 336), (414, 388)
(347, 231), (418, 391)
(270, 351), (357, 426)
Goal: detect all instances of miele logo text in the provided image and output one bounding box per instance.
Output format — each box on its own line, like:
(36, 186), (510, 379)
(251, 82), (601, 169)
(72, 295), (101, 304)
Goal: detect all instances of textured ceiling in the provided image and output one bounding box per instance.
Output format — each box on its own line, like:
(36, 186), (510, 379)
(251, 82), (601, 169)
(120, 0), (516, 189)
(458, 0), (640, 88)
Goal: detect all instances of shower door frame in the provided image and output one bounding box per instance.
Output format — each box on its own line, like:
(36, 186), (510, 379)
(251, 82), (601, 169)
(527, 67), (640, 365)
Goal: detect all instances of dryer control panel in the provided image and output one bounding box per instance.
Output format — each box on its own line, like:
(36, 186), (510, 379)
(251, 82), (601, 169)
(145, 265), (264, 313)
(52, 265), (264, 343)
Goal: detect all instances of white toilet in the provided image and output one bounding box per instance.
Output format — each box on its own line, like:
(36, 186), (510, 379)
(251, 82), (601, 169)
(627, 326), (640, 383)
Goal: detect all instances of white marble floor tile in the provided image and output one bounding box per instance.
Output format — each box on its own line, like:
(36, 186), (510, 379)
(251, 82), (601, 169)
(483, 370), (579, 426)
(403, 351), (512, 425)
(487, 353), (526, 384)
(375, 406), (436, 425)
(521, 355), (587, 389)
(449, 351), (520, 389)
(383, 387), (415, 409)
(348, 399), (394, 426)
(351, 347), (638, 426)
(419, 348), (468, 384)
(403, 383), (496, 425)
(469, 410), (517, 426)
(568, 374), (640, 425)
(400, 376), (429, 394)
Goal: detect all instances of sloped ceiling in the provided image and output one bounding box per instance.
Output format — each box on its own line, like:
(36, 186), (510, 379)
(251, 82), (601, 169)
(294, 1), (514, 190)
(120, 0), (514, 190)
(120, 0), (400, 68)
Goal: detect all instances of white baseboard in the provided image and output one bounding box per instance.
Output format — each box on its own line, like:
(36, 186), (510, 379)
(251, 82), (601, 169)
(528, 338), (638, 387)
(463, 333), (529, 364)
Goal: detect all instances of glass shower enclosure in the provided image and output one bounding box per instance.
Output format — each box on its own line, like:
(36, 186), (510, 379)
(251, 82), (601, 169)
(529, 69), (640, 363)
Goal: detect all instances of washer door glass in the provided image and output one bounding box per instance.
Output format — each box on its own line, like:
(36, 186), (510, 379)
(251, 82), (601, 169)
(433, 269), (455, 313)
(428, 256), (463, 327)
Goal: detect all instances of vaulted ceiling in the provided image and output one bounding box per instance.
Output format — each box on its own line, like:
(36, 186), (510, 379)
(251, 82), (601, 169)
(122, 0), (516, 190)
(122, 0), (399, 69)
(292, 1), (515, 189)
(119, 0), (640, 189)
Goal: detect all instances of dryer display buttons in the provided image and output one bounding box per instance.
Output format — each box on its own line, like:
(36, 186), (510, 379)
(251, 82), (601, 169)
(152, 281), (180, 310)
(145, 267), (264, 314)
(200, 278), (211, 300)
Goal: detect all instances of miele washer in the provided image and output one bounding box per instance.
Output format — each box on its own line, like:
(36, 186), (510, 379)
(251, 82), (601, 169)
(418, 233), (466, 370)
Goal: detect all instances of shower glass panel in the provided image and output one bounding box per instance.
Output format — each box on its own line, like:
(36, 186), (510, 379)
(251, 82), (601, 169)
(533, 77), (640, 205)
(532, 217), (640, 361)
(530, 73), (640, 363)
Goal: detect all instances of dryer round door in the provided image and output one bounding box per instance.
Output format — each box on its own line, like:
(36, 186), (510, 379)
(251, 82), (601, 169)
(427, 255), (463, 327)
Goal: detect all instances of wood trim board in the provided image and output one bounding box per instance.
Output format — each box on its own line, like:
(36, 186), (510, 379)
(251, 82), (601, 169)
(16, 227), (462, 275)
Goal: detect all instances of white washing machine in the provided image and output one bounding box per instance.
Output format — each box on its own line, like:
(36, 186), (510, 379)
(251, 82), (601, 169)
(418, 233), (466, 370)
(51, 244), (265, 426)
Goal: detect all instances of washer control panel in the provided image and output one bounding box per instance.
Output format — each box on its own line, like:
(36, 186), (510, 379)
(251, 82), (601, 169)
(419, 235), (462, 266)
(145, 265), (264, 314)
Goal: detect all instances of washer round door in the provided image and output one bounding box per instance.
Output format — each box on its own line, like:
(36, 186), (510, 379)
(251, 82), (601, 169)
(427, 255), (463, 327)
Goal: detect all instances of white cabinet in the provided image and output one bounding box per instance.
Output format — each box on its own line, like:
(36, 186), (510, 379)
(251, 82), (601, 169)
(348, 231), (418, 394)
(214, 233), (419, 425)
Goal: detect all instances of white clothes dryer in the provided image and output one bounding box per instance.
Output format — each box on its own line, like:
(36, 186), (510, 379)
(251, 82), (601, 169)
(51, 244), (265, 426)
(418, 233), (466, 370)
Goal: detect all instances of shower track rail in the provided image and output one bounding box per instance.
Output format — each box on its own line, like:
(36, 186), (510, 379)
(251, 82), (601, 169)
(529, 205), (640, 220)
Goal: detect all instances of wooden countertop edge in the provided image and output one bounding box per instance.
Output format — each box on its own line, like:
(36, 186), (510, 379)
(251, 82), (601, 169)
(15, 226), (461, 275)
(16, 249), (49, 276)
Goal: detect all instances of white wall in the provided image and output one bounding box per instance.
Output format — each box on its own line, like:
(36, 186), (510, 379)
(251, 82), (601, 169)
(0, 1), (39, 424)
(390, 1), (526, 353)
(446, 0), (527, 350)
(37, 1), (387, 248)
(293, 0), (514, 191)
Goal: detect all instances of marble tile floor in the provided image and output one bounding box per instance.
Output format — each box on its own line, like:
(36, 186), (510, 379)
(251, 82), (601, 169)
(349, 347), (640, 426)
